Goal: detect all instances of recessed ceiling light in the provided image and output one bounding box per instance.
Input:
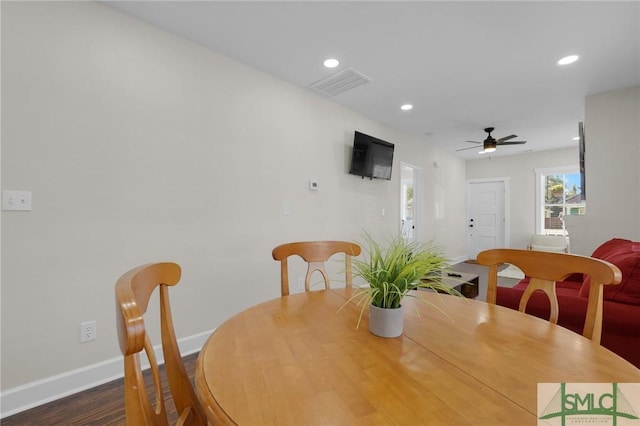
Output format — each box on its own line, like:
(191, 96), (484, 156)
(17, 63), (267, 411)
(400, 104), (413, 111)
(557, 55), (579, 66)
(323, 58), (339, 68)
(573, 136), (580, 141)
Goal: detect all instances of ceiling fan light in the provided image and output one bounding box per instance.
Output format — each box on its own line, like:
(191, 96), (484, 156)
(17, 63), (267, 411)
(483, 140), (497, 152)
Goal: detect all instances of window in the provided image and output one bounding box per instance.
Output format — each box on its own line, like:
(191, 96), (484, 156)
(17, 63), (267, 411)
(535, 166), (586, 235)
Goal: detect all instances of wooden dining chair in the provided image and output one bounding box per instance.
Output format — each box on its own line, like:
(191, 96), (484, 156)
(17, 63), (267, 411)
(272, 241), (361, 296)
(115, 262), (207, 426)
(477, 248), (621, 343)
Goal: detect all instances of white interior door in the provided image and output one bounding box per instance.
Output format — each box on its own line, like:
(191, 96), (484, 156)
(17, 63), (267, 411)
(467, 179), (508, 259)
(400, 164), (422, 243)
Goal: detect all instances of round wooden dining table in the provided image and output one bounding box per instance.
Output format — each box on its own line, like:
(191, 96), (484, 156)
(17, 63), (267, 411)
(195, 288), (640, 425)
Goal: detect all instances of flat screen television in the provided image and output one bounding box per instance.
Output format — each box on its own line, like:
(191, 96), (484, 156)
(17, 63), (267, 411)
(579, 121), (586, 200)
(349, 131), (394, 180)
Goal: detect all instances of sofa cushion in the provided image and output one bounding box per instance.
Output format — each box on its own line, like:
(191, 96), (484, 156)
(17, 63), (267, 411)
(496, 286), (640, 368)
(517, 278), (583, 293)
(500, 285), (640, 338)
(591, 238), (632, 259)
(601, 301), (640, 369)
(578, 245), (640, 305)
(496, 286), (586, 334)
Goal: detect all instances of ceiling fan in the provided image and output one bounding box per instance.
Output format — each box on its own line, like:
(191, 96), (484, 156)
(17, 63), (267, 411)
(457, 127), (527, 153)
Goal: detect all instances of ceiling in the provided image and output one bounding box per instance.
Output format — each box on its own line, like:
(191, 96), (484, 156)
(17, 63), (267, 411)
(104, 1), (640, 160)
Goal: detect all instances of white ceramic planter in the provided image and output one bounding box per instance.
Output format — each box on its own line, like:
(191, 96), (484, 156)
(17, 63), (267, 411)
(369, 304), (404, 338)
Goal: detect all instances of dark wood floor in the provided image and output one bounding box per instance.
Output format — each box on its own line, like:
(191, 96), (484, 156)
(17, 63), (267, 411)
(1, 353), (198, 426)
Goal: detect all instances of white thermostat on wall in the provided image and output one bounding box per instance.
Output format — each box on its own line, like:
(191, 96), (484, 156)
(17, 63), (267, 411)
(308, 180), (319, 191)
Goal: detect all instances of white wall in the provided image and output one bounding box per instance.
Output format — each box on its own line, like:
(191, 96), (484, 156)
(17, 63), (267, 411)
(564, 86), (640, 255)
(466, 86), (640, 256)
(465, 148), (579, 250)
(0, 1), (467, 413)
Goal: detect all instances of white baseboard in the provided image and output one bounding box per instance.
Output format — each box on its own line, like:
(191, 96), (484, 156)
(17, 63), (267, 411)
(0, 329), (214, 419)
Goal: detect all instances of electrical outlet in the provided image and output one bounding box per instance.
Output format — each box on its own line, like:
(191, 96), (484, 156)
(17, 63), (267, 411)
(80, 321), (96, 343)
(2, 190), (32, 211)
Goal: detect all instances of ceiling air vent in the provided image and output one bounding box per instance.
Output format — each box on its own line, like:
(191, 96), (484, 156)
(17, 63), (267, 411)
(309, 68), (373, 96)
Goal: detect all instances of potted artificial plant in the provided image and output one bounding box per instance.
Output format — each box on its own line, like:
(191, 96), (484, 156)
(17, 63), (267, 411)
(347, 232), (462, 338)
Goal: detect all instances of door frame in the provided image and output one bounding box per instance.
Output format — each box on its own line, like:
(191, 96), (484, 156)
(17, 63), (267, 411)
(466, 177), (510, 259)
(400, 163), (423, 243)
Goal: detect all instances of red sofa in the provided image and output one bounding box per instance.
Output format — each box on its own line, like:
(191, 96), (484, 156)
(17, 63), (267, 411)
(495, 238), (640, 368)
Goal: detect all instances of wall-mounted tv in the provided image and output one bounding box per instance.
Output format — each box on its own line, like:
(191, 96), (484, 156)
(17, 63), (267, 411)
(579, 121), (586, 200)
(349, 131), (394, 180)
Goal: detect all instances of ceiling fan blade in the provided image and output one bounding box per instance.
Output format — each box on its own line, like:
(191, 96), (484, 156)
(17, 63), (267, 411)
(460, 128), (525, 153)
(497, 141), (527, 145)
(496, 134), (517, 142)
(456, 145), (483, 151)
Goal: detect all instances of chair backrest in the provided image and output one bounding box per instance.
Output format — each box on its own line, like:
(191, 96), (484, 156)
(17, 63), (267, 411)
(477, 249), (621, 343)
(528, 234), (569, 253)
(272, 241), (362, 296)
(115, 262), (207, 426)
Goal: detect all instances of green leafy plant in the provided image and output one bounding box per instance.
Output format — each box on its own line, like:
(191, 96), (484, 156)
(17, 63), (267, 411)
(343, 232), (464, 328)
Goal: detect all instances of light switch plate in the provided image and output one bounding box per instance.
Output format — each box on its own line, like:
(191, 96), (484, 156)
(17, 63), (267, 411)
(2, 190), (32, 211)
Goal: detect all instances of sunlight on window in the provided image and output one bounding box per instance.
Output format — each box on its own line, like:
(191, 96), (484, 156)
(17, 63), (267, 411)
(541, 172), (585, 235)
